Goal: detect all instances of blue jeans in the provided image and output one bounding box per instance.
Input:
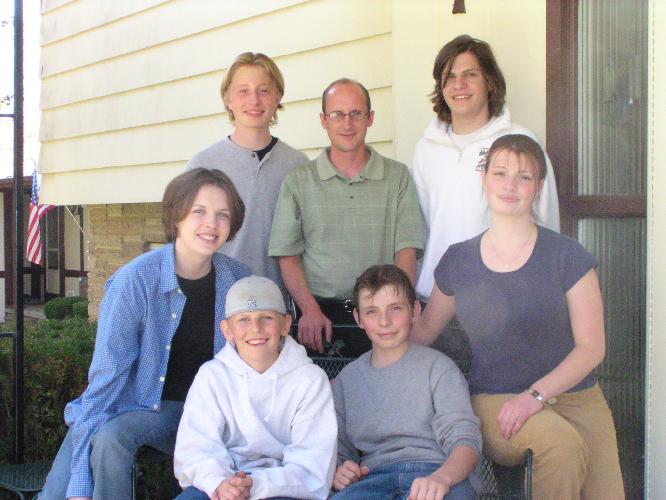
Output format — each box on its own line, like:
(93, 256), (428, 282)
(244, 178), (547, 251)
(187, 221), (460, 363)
(177, 486), (297, 500)
(38, 400), (184, 500)
(331, 461), (477, 500)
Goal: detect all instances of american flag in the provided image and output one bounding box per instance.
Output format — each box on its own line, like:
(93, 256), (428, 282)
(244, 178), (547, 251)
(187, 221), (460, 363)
(26, 170), (56, 266)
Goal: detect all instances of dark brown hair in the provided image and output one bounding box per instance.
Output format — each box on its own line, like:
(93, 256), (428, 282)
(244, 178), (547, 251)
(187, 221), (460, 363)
(220, 52), (285, 125)
(486, 134), (547, 181)
(430, 34), (506, 123)
(353, 265), (416, 310)
(162, 168), (245, 243)
(321, 78), (372, 114)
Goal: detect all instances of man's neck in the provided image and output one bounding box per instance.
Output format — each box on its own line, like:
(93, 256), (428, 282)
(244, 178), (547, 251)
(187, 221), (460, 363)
(328, 146), (370, 179)
(450, 111), (491, 135)
(231, 127), (272, 151)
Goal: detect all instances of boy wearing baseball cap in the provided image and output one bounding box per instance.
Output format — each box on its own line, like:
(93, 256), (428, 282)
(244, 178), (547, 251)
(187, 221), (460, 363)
(174, 276), (337, 500)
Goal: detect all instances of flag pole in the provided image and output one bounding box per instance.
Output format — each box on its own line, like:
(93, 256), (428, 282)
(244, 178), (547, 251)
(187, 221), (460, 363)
(13, 0), (25, 464)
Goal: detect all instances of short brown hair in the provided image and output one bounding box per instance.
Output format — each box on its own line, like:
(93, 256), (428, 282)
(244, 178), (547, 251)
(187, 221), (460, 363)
(220, 52), (285, 125)
(321, 78), (372, 113)
(486, 134), (547, 181)
(430, 35), (506, 123)
(162, 168), (245, 243)
(353, 265), (416, 310)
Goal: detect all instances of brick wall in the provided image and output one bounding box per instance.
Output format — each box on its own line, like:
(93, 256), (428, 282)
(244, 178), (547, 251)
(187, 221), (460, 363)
(87, 202), (165, 318)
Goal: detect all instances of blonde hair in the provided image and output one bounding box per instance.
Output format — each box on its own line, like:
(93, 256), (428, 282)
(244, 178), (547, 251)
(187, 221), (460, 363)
(220, 52), (285, 125)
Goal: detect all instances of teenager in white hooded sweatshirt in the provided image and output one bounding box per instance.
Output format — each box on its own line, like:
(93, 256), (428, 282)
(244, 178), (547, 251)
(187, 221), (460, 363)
(411, 35), (560, 300)
(174, 276), (336, 500)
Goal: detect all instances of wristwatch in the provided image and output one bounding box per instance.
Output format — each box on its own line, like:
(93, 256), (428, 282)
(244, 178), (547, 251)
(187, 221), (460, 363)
(528, 388), (557, 406)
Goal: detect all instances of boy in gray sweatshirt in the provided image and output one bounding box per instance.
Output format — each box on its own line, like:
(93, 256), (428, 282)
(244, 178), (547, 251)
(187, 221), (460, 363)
(331, 265), (480, 500)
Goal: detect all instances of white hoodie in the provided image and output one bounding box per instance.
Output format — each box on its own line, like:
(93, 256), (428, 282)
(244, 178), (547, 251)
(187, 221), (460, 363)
(174, 336), (337, 499)
(410, 107), (560, 298)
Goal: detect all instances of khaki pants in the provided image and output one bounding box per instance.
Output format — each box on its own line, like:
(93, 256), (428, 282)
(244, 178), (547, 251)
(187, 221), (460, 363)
(472, 384), (624, 500)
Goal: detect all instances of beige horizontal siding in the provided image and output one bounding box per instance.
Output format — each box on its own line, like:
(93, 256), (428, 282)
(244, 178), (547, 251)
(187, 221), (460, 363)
(40, 0), (389, 99)
(42, 0), (310, 75)
(40, 86), (393, 174)
(40, 0), (395, 205)
(40, 34), (391, 141)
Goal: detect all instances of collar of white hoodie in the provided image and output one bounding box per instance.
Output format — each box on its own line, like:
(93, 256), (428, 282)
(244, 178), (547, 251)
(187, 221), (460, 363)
(423, 106), (513, 145)
(215, 335), (312, 421)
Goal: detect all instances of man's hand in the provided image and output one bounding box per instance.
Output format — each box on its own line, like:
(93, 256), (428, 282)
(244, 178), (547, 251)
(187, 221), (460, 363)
(332, 460), (369, 491)
(297, 305), (333, 353)
(211, 472), (252, 500)
(408, 472), (451, 500)
(497, 391), (544, 439)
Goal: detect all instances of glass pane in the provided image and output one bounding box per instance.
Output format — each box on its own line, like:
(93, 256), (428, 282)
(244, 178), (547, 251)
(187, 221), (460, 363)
(578, 217), (645, 499)
(577, 0), (647, 195)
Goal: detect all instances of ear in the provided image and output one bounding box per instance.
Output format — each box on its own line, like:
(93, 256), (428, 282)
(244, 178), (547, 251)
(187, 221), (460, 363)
(353, 308), (362, 328)
(220, 319), (234, 343)
(320, 112), (327, 129)
(411, 300), (422, 322)
(280, 314), (293, 337)
(366, 110), (375, 127)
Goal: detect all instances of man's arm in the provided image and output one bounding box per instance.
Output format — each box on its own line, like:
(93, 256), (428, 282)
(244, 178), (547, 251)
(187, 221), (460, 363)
(394, 247), (417, 285)
(279, 255), (332, 353)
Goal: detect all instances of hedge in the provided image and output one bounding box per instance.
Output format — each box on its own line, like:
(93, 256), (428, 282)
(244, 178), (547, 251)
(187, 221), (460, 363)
(0, 318), (177, 498)
(43, 296), (88, 320)
(0, 318), (95, 464)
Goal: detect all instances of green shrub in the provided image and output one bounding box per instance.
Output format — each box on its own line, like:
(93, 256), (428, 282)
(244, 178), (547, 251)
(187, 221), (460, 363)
(43, 296), (88, 320)
(0, 318), (96, 464)
(72, 300), (89, 319)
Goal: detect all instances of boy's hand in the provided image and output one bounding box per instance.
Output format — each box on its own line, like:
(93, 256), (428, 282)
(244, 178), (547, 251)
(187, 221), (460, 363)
(211, 472), (252, 500)
(332, 460), (369, 491)
(408, 472), (451, 500)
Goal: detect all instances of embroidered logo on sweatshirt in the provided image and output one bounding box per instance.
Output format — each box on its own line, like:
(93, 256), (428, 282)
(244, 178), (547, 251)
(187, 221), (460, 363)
(475, 148), (489, 171)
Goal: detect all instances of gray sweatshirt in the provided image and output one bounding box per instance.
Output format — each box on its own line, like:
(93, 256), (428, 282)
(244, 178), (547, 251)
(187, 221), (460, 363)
(187, 138), (307, 291)
(332, 343), (481, 471)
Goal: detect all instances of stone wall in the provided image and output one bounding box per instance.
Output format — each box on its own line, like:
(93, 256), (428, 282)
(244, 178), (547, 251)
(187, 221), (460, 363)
(86, 203), (165, 318)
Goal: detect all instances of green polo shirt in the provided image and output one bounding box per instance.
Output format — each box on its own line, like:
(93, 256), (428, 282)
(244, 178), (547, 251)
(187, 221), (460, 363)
(269, 147), (424, 299)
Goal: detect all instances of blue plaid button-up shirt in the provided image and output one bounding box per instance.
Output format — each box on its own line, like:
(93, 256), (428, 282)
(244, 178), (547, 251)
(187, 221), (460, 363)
(63, 243), (249, 497)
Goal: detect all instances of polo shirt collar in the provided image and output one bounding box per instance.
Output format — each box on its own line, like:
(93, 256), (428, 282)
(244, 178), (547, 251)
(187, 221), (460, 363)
(316, 146), (385, 181)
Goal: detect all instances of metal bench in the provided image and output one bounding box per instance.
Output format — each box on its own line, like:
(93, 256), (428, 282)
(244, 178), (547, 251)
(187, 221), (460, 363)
(311, 356), (533, 500)
(0, 461), (51, 500)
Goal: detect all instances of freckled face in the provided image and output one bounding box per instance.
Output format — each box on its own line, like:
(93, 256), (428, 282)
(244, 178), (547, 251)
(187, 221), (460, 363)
(353, 285), (419, 354)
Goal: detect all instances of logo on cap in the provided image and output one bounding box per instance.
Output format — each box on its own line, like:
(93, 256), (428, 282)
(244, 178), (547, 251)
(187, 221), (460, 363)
(247, 298), (257, 310)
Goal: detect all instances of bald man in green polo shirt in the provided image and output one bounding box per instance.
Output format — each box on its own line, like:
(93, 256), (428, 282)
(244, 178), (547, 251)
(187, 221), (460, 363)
(268, 78), (425, 356)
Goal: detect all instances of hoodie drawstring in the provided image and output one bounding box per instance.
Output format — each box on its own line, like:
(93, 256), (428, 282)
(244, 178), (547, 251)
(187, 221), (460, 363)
(263, 373), (278, 421)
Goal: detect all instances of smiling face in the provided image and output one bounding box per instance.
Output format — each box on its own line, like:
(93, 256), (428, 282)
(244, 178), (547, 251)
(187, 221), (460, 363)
(224, 64), (280, 132)
(442, 51), (491, 129)
(174, 184), (231, 263)
(354, 285), (420, 358)
(320, 83), (374, 155)
(221, 310), (292, 372)
(483, 148), (544, 219)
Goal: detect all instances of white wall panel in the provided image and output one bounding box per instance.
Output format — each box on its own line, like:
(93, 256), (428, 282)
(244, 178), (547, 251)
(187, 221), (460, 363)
(40, 34), (391, 140)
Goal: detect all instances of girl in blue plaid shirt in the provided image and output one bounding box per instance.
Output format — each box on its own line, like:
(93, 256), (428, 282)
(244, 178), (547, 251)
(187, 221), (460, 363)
(39, 168), (250, 500)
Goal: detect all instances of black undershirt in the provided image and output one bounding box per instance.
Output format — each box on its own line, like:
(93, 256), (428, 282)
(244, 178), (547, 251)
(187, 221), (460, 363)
(161, 267), (216, 402)
(228, 135), (278, 161)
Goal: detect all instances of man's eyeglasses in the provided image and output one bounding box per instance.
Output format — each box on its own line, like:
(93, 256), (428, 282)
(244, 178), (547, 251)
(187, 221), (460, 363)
(323, 110), (370, 122)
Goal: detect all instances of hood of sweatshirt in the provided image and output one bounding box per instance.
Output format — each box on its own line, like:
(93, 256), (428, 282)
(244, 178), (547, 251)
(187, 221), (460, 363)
(214, 335), (312, 421)
(423, 106), (512, 145)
